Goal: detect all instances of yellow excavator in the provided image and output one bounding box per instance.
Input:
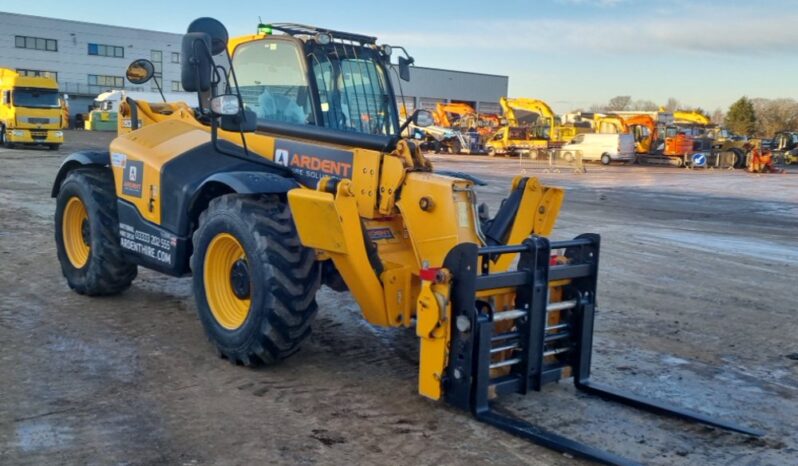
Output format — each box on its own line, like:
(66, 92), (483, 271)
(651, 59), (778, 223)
(593, 113), (628, 134)
(50, 18), (760, 464)
(499, 97), (588, 147)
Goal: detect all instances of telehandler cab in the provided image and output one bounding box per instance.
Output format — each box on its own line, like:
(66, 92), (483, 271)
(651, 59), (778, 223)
(52, 17), (760, 464)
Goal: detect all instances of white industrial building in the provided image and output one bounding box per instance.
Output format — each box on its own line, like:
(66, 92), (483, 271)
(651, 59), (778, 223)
(0, 11), (509, 126)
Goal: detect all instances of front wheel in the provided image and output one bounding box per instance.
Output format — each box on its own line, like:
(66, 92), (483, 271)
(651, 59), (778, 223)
(54, 168), (137, 295)
(191, 194), (321, 366)
(1, 125), (12, 149)
(486, 146), (496, 157)
(48, 144), (61, 151)
(600, 153), (612, 165)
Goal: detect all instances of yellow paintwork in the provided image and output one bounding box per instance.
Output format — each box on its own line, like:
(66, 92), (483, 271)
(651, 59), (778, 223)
(416, 276), (451, 399)
(485, 126), (548, 155)
(0, 68), (63, 144)
(62, 196), (90, 269)
(594, 114), (629, 134)
(288, 181), (390, 325)
(110, 119), (211, 224)
(673, 110), (710, 126)
(203, 233), (251, 330)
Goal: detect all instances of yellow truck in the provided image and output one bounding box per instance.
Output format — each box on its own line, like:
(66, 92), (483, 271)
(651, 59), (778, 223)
(0, 68), (64, 149)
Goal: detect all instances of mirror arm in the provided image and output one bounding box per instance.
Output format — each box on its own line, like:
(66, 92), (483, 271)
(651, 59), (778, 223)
(223, 49), (251, 157)
(151, 73), (167, 103)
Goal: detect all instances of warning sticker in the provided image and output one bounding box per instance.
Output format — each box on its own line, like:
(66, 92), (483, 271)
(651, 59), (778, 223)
(111, 152), (127, 168)
(367, 227), (395, 241)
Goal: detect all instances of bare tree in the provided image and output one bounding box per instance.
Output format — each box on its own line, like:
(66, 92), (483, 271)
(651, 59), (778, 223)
(711, 108), (725, 125)
(751, 98), (798, 137)
(607, 96), (632, 111)
(630, 100), (658, 111)
(663, 98), (681, 112)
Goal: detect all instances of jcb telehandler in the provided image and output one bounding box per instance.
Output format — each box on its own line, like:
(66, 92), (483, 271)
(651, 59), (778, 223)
(52, 18), (760, 465)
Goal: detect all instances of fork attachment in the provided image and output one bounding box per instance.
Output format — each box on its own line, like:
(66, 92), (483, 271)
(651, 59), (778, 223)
(442, 234), (762, 466)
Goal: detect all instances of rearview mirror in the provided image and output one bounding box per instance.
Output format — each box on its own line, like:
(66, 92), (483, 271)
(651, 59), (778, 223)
(181, 32), (213, 92)
(398, 56), (413, 82)
(126, 59), (155, 85)
(187, 17), (229, 56)
(412, 109), (434, 128)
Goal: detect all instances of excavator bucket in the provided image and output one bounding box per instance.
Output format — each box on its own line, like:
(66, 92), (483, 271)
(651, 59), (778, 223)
(442, 235), (761, 465)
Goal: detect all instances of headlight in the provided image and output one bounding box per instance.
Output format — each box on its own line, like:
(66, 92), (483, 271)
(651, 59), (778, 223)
(54, 131), (64, 138)
(12, 130), (25, 137)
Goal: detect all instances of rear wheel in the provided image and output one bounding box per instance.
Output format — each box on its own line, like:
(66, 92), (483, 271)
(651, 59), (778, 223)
(191, 194), (321, 366)
(600, 153), (611, 165)
(54, 168), (137, 295)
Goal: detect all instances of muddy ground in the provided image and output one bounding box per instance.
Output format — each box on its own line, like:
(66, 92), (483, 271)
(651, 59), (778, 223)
(1, 130), (796, 465)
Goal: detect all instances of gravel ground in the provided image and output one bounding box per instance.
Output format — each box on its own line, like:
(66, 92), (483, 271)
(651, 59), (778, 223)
(1, 130), (796, 465)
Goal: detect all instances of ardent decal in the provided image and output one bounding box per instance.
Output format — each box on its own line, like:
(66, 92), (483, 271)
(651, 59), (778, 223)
(274, 139), (354, 188)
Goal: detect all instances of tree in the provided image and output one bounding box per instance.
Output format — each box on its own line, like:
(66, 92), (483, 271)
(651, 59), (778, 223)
(711, 108), (725, 125)
(663, 97), (681, 112)
(751, 98), (798, 137)
(631, 100), (658, 111)
(607, 95), (632, 111)
(724, 97), (757, 137)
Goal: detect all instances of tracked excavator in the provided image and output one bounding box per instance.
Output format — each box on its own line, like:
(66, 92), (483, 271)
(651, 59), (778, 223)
(51, 17), (761, 465)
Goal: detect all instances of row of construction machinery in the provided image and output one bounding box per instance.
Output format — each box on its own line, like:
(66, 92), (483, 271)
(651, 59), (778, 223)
(420, 95), (753, 169)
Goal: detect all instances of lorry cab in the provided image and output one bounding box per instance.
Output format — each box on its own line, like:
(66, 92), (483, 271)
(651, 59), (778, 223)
(0, 68), (64, 149)
(561, 132), (636, 165)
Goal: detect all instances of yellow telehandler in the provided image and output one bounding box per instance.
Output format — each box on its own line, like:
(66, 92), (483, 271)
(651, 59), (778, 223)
(51, 18), (760, 465)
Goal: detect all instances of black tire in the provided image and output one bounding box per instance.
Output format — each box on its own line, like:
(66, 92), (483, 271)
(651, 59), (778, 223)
(600, 153), (611, 165)
(452, 139), (463, 154)
(191, 194), (321, 366)
(486, 146), (496, 157)
(1, 125), (12, 149)
(48, 144), (61, 151)
(54, 168), (137, 295)
(730, 148), (745, 168)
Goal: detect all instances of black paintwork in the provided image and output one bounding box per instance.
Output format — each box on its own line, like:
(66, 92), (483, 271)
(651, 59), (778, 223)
(159, 139), (296, 236)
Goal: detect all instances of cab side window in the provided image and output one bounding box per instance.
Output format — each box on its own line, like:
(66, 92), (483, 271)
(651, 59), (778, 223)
(232, 38), (314, 126)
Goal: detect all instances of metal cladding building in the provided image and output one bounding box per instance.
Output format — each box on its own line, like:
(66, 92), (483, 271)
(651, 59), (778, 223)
(0, 11), (509, 125)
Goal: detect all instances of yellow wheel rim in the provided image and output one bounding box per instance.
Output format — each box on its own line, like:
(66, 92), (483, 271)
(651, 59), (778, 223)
(203, 233), (251, 330)
(62, 196), (90, 269)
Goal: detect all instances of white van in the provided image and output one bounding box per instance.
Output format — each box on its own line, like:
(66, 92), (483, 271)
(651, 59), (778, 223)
(561, 133), (636, 165)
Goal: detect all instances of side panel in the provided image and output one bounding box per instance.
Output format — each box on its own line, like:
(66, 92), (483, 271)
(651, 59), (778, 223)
(117, 200), (190, 276)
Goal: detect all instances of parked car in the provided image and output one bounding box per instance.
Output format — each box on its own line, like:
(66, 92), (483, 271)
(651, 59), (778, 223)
(560, 133), (636, 165)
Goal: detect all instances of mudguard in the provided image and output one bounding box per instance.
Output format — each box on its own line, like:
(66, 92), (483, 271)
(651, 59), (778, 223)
(51, 151), (110, 197)
(198, 171), (298, 196)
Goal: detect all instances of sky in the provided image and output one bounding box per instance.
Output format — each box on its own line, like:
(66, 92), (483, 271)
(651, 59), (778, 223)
(3, 0), (797, 113)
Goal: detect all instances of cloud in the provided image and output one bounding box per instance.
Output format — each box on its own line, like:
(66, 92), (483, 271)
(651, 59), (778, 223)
(378, 11), (798, 57)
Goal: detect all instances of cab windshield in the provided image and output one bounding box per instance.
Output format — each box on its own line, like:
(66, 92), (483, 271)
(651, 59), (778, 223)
(232, 37), (398, 137)
(12, 88), (60, 108)
(309, 47), (398, 136)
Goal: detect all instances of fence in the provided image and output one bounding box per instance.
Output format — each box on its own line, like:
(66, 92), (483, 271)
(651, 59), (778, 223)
(516, 148), (586, 174)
